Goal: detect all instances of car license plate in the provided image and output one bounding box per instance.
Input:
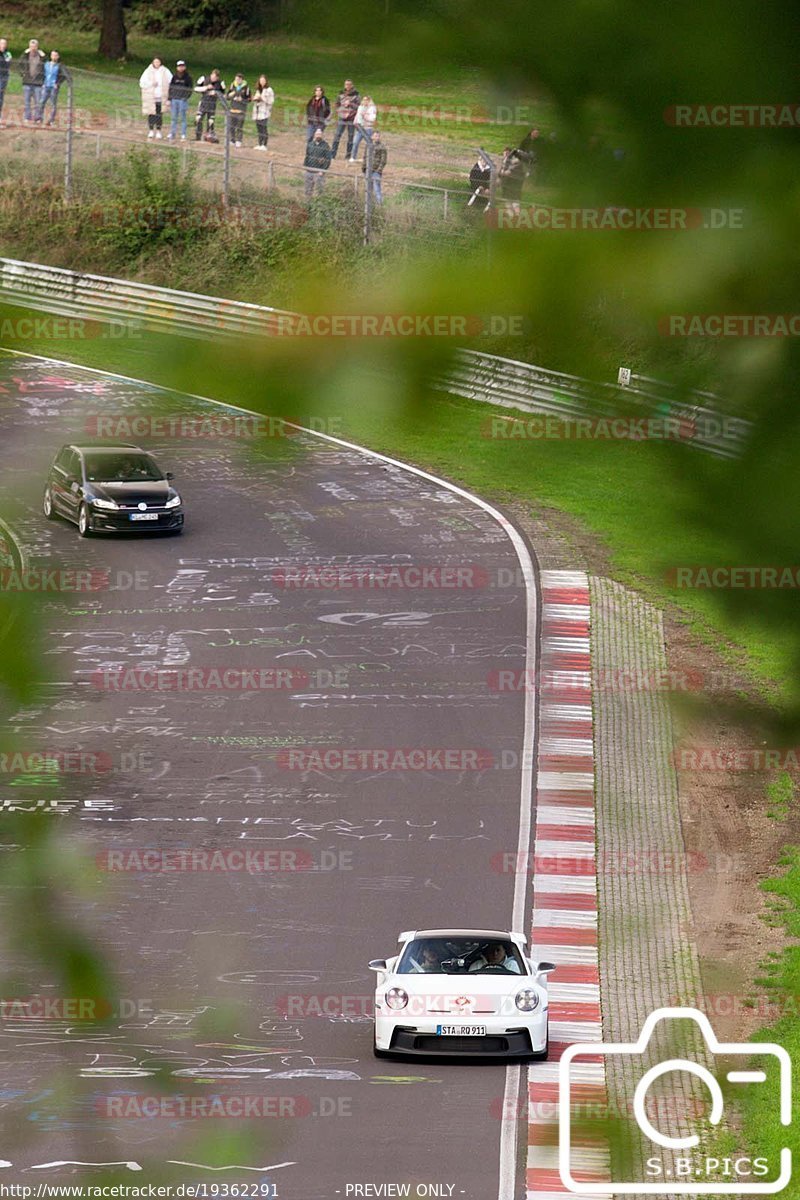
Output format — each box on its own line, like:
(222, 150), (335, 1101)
(129, 513), (159, 521)
(436, 1025), (486, 1036)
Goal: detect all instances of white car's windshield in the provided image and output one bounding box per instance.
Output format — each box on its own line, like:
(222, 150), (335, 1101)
(397, 937), (524, 975)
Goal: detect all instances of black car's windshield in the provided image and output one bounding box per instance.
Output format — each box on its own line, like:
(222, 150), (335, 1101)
(83, 454), (164, 483)
(397, 937), (525, 975)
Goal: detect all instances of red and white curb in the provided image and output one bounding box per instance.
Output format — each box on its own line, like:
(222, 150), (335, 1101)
(528, 570), (611, 1199)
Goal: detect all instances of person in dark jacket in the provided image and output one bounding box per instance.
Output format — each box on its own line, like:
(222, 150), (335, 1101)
(305, 85), (330, 142)
(168, 60), (193, 140)
(37, 49), (65, 126)
(0, 40), (12, 126)
(467, 157), (491, 213)
(227, 74), (251, 146)
(362, 130), (387, 205)
(330, 79), (359, 159)
(499, 146), (526, 213)
(194, 69), (225, 142)
(19, 38), (45, 123)
(303, 127), (332, 197)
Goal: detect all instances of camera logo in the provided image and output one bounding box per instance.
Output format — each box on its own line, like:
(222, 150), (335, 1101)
(558, 1007), (792, 1194)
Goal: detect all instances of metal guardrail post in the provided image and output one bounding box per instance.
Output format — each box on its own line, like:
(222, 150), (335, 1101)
(64, 73), (74, 202)
(221, 97), (231, 210)
(363, 137), (374, 246)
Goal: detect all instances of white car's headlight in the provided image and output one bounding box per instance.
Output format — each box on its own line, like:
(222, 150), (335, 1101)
(385, 987), (408, 1011)
(91, 497), (119, 510)
(165, 493), (182, 508)
(515, 988), (540, 1012)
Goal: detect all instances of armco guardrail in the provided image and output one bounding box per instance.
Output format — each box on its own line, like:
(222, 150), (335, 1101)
(438, 349), (751, 459)
(0, 257), (750, 459)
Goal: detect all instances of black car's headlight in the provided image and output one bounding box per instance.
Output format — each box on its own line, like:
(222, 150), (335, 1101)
(385, 987), (408, 1011)
(515, 988), (540, 1012)
(91, 497), (119, 510)
(165, 493), (182, 509)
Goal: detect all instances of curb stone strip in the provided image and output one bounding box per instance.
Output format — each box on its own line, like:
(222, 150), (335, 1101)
(528, 570), (611, 1199)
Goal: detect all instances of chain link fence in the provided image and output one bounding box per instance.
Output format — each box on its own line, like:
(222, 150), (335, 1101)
(1, 66), (506, 249)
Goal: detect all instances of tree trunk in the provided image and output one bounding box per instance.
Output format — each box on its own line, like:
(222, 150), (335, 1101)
(98, 0), (127, 60)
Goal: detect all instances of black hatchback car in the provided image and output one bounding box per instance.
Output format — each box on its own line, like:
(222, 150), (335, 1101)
(43, 444), (184, 537)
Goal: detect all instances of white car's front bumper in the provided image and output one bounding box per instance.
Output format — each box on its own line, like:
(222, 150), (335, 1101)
(374, 1005), (548, 1058)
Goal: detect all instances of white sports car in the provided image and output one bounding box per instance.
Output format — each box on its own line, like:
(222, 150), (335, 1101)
(369, 928), (554, 1059)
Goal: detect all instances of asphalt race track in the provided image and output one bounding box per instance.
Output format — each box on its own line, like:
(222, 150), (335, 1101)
(0, 352), (540, 1199)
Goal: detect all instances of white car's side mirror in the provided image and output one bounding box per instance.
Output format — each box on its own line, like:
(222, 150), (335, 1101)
(368, 959), (388, 972)
(536, 961), (557, 976)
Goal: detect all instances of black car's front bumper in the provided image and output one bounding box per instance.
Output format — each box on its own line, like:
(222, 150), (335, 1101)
(86, 508), (184, 533)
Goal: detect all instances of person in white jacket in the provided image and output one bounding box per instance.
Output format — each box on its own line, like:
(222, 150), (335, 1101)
(349, 94), (376, 162)
(252, 75), (275, 149)
(139, 57), (172, 139)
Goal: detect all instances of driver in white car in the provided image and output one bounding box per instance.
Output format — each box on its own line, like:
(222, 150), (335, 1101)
(469, 941), (521, 973)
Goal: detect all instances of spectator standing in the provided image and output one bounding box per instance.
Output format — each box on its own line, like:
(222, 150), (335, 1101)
(194, 69), (225, 142)
(227, 74), (251, 147)
(168, 60), (193, 140)
(516, 126), (540, 182)
(305, 84), (330, 141)
(349, 94), (376, 161)
(362, 130), (387, 205)
(38, 50), (65, 126)
(0, 40), (11, 127)
(139, 57), (172, 139)
(252, 75), (274, 149)
(499, 145), (526, 213)
(330, 79), (359, 159)
(19, 38), (45, 124)
(467, 156), (491, 213)
(303, 127), (331, 198)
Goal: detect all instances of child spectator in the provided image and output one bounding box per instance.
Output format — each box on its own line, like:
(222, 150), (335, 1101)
(305, 85), (330, 141)
(19, 38), (45, 124)
(331, 79), (359, 159)
(227, 74), (251, 146)
(194, 69), (225, 142)
(303, 127), (332, 197)
(168, 60), (193, 140)
(252, 75), (274, 149)
(139, 56), (172, 139)
(349, 94), (376, 162)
